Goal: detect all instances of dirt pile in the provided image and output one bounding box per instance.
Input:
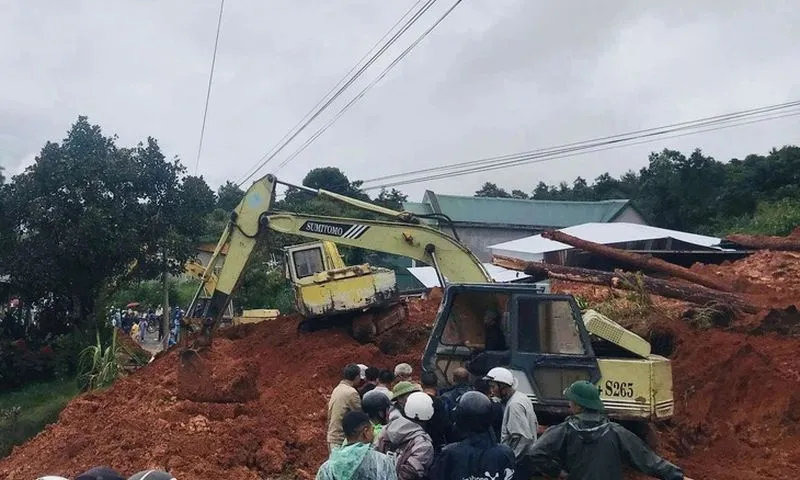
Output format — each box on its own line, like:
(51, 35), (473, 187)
(0, 294), (441, 480)
(2, 248), (800, 480)
(553, 250), (800, 480)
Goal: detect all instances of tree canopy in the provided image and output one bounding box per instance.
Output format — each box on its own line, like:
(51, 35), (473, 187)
(474, 146), (800, 235)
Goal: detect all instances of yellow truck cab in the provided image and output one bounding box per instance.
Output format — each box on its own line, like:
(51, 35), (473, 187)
(422, 283), (673, 422)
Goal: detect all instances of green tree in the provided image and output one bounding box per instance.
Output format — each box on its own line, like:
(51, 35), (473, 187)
(475, 182), (511, 198)
(511, 189), (529, 199)
(374, 188), (408, 210)
(216, 181), (244, 212)
(5, 117), (144, 324)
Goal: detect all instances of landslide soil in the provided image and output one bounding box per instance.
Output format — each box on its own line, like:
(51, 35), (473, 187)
(0, 296), (438, 480)
(2, 252), (800, 480)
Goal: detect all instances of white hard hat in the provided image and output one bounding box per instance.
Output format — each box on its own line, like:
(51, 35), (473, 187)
(483, 367), (516, 387)
(404, 391), (434, 421)
(37, 477), (70, 480)
(357, 364), (368, 379)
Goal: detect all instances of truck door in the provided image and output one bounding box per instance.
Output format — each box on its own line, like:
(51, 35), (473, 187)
(510, 295), (600, 406)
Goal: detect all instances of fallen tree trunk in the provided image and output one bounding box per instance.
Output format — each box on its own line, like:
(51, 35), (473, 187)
(725, 233), (800, 252)
(541, 229), (734, 292)
(493, 255), (762, 314)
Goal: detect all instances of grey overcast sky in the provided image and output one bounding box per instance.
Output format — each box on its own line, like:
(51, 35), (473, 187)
(1, 1), (799, 200)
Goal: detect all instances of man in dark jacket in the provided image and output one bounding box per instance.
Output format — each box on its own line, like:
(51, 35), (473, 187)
(420, 371), (451, 453)
(430, 391), (515, 480)
(439, 367), (471, 413)
(527, 380), (694, 480)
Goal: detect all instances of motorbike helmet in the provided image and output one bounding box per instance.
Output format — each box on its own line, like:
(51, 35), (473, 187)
(127, 470), (177, 480)
(362, 389), (391, 419)
(403, 391), (434, 421)
(455, 391), (493, 433)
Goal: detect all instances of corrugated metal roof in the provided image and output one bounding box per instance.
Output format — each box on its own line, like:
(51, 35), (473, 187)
(404, 194), (632, 228)
(489, 222), (723, 257)
(406, 263), (530, 288)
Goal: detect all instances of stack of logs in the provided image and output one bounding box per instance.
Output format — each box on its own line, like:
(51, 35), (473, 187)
(493, 230), (800, 316)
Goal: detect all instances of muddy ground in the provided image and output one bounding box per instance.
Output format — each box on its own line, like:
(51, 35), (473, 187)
(1, 251), (799, 479)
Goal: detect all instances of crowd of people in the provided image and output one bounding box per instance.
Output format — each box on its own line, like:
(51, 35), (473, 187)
(321, 362), (694, 480)
(108, 306), (184, 347)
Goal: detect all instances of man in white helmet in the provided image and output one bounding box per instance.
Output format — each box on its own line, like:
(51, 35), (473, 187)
(376, 391), (435, 480)
(484, 367), (538, 479)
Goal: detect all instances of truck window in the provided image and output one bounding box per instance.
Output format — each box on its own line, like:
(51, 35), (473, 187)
(517, 298), (585, 355)
(292, 248), (324, 278)
(441, 291), (509, 347)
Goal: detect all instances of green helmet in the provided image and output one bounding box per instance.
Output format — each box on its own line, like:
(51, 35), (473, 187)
(564, 380), (605, 412)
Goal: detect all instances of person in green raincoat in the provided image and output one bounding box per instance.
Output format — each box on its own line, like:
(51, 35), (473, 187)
(317, 411), (397, 480)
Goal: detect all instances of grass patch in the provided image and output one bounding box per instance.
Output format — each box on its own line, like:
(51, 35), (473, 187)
(0, 378), (79, 458)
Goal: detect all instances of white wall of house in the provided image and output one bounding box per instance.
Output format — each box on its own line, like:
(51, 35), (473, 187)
(611, 206), (647, 225)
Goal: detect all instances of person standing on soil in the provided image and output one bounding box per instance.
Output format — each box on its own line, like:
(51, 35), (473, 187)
(374, 369), (394, 397)
(484, 367), (538, 479)
(389, 381), (422, 421)
(317, 411), (397, 480)
(429, 391), (516, 480)
(474, 377), (504, 442)
(360, 366), (380, 397)
(526, 380), (694, 480)
(394, 363), (413, 384)
(363, 389), (393, 443)
(328, 363), (364, 452)
(420, 371), (451, 453)
(376, 391), (435, 480)
(75, 466), (126, 480)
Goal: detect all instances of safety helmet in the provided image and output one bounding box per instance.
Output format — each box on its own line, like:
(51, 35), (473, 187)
(403, 391), (434, 421)
(483, 367), (516, 387)
(357, 363), (368, 380)
(362, 389), (391, 418)
(455, 391), (493, 433)
(37, 477), (70, 480)
(128, 470), (177, 480)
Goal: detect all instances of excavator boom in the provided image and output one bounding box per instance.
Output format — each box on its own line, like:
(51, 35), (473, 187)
(186, 174), (491, 345)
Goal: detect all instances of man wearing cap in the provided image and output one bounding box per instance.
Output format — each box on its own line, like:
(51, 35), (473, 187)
(527, 380), (694, 480)
(388, 381), (422, 421)
(483, 367), (538, 480)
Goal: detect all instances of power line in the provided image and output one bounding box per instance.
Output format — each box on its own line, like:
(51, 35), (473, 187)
(194, 0), (226, 175)
(236, 0), (437, 186)
(360, 104), (800, 191)
(361, 100), (800, 185)
(273, 0), (466, 174)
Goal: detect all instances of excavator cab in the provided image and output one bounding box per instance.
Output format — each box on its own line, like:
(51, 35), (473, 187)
(423, 283), (673, 422)
(283, 241), (405, 338)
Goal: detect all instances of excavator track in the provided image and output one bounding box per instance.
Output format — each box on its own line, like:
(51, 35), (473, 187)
(296, 300), (409, 344)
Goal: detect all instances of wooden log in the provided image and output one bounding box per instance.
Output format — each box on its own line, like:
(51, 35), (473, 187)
(541, 229), (734, 292)
(725, 233), (800, 252)
(516, 260), (762, 314)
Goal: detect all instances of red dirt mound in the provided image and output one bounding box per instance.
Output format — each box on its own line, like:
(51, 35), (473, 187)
(656, 320), (800, 480)
(0, 295), (441, 480)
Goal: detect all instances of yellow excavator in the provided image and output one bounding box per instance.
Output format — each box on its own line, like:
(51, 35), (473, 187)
(185, 174), (674, 423)
(184, 260), (280, 324)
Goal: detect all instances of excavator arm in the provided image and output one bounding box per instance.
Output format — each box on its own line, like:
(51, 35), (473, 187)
(187, 174), (491, 345)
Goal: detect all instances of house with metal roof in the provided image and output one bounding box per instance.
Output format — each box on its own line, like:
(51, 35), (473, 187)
(489, 222), (749, 268)
(403, 190), (647, 261)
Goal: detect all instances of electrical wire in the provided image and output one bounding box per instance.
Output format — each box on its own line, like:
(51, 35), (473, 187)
(235, 0), (437, 186)
(360, 105), (800, 191)
(361, 100), (800, 185)
(194, 0), (226, 175)
(272, 0), (465, 174)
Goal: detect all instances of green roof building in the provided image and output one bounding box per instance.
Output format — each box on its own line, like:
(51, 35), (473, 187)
(403, 190), (647, 261)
